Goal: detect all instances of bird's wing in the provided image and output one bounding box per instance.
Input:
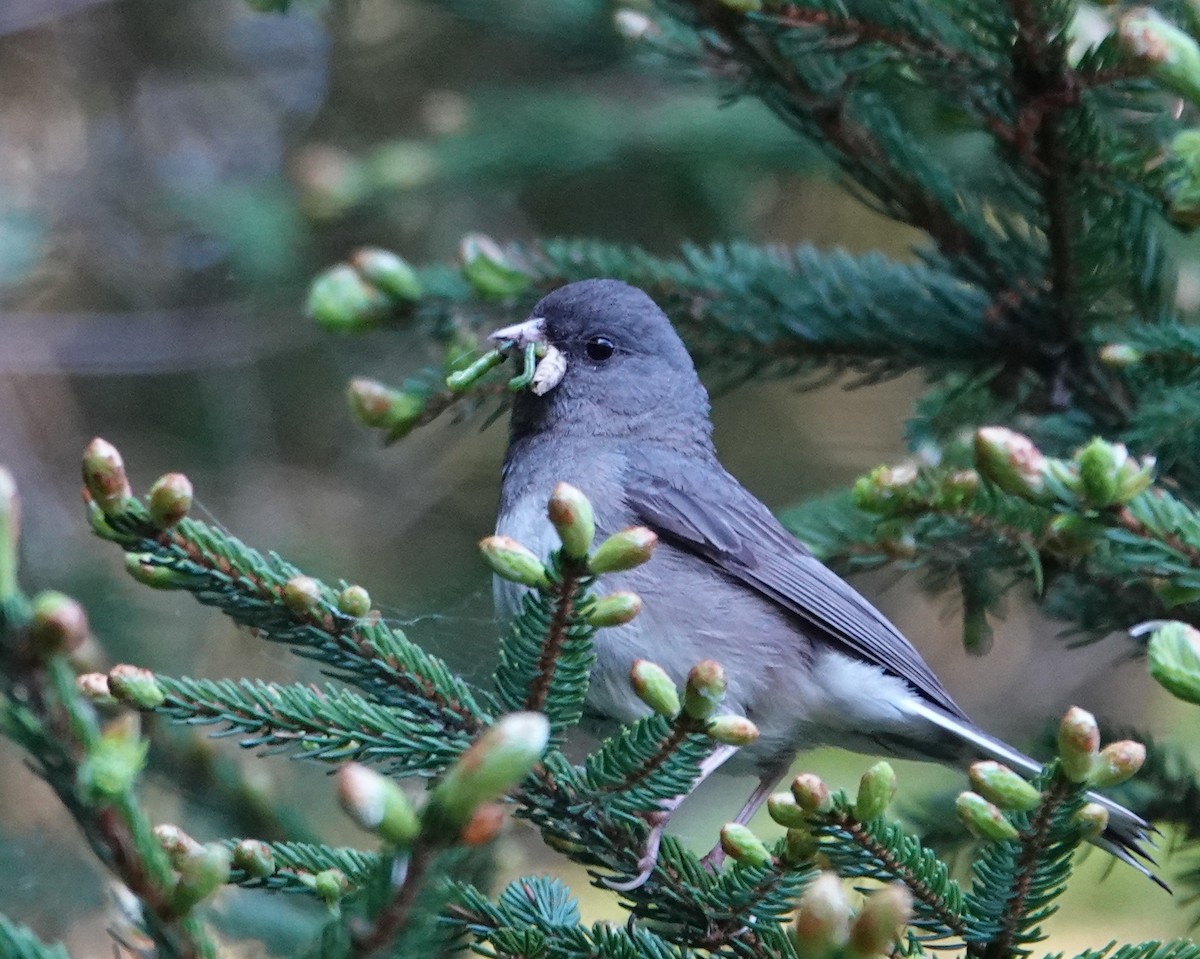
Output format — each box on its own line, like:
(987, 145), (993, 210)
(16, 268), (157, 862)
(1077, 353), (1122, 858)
(623, 453), (969, 722)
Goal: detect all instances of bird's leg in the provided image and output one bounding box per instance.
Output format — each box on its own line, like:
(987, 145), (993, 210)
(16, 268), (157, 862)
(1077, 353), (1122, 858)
(700, 762), (790, 872)
(603, 744), (738, 892)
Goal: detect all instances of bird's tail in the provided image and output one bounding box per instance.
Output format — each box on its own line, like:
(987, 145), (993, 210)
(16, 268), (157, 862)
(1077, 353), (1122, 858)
(906, 701), (1166, 890)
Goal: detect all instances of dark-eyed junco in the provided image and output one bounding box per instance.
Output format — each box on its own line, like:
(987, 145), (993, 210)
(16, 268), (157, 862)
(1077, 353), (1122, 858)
(490, 278), (1153, 881)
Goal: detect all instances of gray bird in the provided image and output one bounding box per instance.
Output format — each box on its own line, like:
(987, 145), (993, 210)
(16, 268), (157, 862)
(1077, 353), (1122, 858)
(490, 277), (1155, 885)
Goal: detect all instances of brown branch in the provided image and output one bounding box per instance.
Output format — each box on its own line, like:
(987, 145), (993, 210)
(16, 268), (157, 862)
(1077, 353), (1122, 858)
(767, 8), (971, 67)
(835, 811), (970, 941)
(979, 776), (1071, 959)
(523, 560), (585, 713)
(351, 845), (436, 958)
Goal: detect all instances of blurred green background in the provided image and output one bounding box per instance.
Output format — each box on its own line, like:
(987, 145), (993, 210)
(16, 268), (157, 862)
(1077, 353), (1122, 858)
(0, 0), (1189, 953)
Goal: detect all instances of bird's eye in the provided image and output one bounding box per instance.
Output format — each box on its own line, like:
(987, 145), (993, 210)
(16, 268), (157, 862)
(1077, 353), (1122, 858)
(585, 336), (616, 362)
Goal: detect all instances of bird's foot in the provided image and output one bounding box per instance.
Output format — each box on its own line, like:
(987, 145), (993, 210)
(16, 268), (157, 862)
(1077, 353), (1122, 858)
(602, 812), (667, 892)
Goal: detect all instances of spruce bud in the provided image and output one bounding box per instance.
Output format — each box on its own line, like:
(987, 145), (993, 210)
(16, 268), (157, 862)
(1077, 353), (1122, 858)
(148, 473), (193, 528)
(283, 575), (324, 615)
(346, 378), (425, 437)
(459, 233), (529, 300)
(124, 553), (195, 590)
(854, 761), (897, 820)
(309, 869), (350, 908)
(337, 584), (372, 619)
(79, 722), (149, 801)
(588, 526), (658, 574)
(683, 659), (726, 721)
(154, 824), (203, 865)
(427, 712), (549, 834)
(629, 659), (681, 718)
(1058, 706), (1100, 782)
(783, 826), (819, 864)
(848, 885), (912, 959)
(613, 8), (657, 41)
(82, 438), (133, 514)
(1148, 621), (1200, 705)
(77, 672), (115, 704)
(973, 427), (1051, 503)
(767, 791), (809, 829)
(791, 773), (833, 814)
(719, 823), (772, 867)
(586, 591), (643, 628)
(232, 839), (276, 879)
(706, 715), (760, 746)
(792, 873), (851, 958)
(350, 247), (422, 302)
(1074, 802), (1110, 839)
(1098, 343), (1143, 367)
(1118, 9), (1200, 106)
(851, 464), (918, 514)
(479, 536), (550, 590)
(1075, 437), (1126, 507)
(968, 761), (1042, 812)
(1089, 740), (1146, 788)
(460, 802), (506, 847)
(108, 664), (166, 709)
(336, 763), (420, 846)
(547, 482), (595, 560)
(30, 591), (89, 657)
(956, 791), (1020, 842)
(306, 264), (389, 332)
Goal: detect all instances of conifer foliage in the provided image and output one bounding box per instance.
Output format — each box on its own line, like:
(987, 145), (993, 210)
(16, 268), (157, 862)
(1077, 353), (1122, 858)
(6, 0), (1200, 956)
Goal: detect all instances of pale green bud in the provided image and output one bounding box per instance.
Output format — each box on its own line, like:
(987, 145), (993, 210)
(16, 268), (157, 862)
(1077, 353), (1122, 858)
(1167, 130), (1200, 228)
(1098, 343), (1143, 367)
(173, 844), (232, 910)
(547, 482), (595, 560)
(934, 470), (980, 510)
(956, 791), (1020, 842)
(148, 473), (193, 528)
(30, 591), (89, 657)
(306, 264), (389, 332)
(719, 823), (772, 867)
(1074, 802), (1110, 839)
(337, 584), (372, 618)
(791, 773), (833, 814)
(585, 591), (643, 628)
(459, 233), (529, 300)
(308, 868), (350, 908)
(1116, 452), (1156, 503)
(705, 715), (760, 746)
(232, 839), (276, 879)
(479, 535), (550, 590)
(79, 724), (149, 801)
(683, 659), (726, 721)
(82, 438), (133, 514)
(974, 427), (1051, 502)
(783, 826), (819, 865)
(968, 761), (1042, 812)
(851, 464), (918, 514)
(76, 672), (115, 704)
(767, 791), (809, 829)
(848, 885), (912, 959)
(346, 378), (425, 437)
(1058, 706), (1100, 782)
(588, 526), (658, 574)
(427, 712), (549, 833)
(792, 873), (851, 958)
(283, 575), (324, 615)
(350, 247), (422, 302)
(108, 664), (166, 709)
(1075, 437), (1126, 507)
(1089, 740), (1146, 788)
(124, 553), (195, 590)
(1118, 9), (1200, 106)
(154, 824), (202, 865)
(1148, 621), (1200, 704)
(854, 761), (897, 820)
(629, 659), (681, 718)
(336, 763), (420, 846)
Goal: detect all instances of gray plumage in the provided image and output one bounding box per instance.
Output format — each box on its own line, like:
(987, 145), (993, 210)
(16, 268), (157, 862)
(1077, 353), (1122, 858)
(492, 278), (1155, 878)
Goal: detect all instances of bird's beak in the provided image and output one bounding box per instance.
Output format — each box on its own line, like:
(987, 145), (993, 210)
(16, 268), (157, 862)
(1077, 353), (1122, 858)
(489, 316), (546, 348)
(487, 316), (566, 396)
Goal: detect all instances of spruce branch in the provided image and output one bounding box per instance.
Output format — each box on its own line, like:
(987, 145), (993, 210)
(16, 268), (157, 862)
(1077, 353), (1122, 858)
(0, 915), (70, 959)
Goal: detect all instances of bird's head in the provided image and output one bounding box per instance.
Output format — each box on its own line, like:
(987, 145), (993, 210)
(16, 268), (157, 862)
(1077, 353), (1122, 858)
(490, 279), (712, 447)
